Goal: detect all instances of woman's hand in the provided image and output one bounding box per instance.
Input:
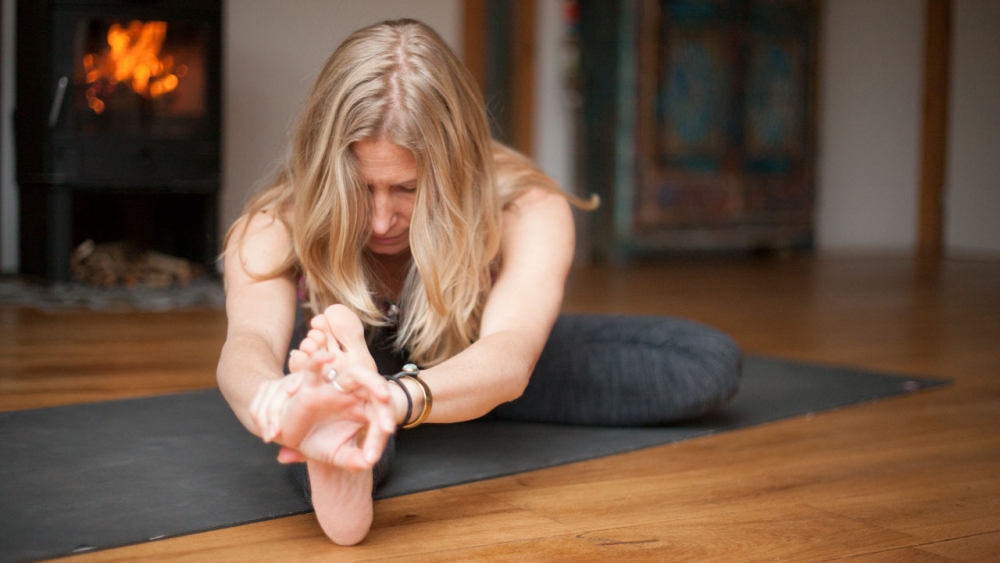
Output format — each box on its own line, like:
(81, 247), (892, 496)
(249, 351), (395, 471)
(279, 357), (395, 470)
(249, 304), (396, 470)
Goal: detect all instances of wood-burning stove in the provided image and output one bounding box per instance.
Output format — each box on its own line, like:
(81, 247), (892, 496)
(15, 0), (221, 282)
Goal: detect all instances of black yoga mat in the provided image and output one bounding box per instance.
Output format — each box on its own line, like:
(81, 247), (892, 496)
(0, 357), (947, 563)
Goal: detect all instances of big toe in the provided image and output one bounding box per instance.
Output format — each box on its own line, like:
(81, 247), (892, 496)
(320, 305), (376, 369)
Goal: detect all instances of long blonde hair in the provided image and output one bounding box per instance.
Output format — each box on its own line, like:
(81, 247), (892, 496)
(228, 19), (592, 366)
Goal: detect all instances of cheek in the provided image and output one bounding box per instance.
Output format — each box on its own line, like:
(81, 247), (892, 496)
(401, 198), (417, 224)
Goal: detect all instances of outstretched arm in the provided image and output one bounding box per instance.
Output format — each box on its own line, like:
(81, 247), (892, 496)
(419, 187), (576, 422)
(217, 210), (394, 453)
(217, 210), (301, 437)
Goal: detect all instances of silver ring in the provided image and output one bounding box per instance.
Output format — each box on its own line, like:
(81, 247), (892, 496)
(326, 368), (347, 392)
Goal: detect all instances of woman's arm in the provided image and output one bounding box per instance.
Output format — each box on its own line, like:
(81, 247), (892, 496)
(418, 187), (576, 422)
(216, 210), (301, 436)
(219, 209), (395, 465)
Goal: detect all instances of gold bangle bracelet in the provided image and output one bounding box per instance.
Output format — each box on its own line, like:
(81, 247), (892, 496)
(398, 364), (432, 429)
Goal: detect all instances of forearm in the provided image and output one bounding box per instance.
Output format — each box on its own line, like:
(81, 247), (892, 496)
(217, 332), (287, 436)
(416, 330), (539, 423)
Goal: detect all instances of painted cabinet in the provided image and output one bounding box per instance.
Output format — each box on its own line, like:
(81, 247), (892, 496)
(578, 0), (818, 259)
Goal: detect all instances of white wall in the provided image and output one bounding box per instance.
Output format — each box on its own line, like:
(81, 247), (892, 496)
(816, 0), (924, 253)
(816, 0), (1000, 258)
(945, 0), (1000, 258)
(533, 0), (576, 194)
(222, 0), (460, 239)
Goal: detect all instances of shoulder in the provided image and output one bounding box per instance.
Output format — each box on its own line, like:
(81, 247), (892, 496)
(499, 186), (575, 268)
(224, 206), (295, 280)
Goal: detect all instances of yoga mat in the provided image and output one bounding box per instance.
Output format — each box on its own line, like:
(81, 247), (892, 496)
(0, 357), (947, 563)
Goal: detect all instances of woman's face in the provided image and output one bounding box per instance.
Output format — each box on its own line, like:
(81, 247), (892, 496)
(352, 139), (418, 256)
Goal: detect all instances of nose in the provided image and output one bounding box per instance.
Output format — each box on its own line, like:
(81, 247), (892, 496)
(370, 188), (394, 236)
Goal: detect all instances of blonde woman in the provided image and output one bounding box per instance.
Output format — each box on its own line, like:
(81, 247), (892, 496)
(217, 19), (740, 545)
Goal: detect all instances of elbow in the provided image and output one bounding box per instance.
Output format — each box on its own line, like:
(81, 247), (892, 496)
(506, 366), (532, 403)
(215, 341), (234, 391)
(215, 365), (232, 399)
(503, 347), (538, 403)
(496, 331), (546, 403)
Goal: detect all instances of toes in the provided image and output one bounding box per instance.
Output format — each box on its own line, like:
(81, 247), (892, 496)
(309, 313), (331, 335)
(312, 306), (359, 354)
(307, 328), (333, 352)
(300, 337), (319, 355)
(315, 305), (376, 371)
(322, 305), (366, 345)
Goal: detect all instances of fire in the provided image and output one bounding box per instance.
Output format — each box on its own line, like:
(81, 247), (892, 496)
(82, 20), (186, 114)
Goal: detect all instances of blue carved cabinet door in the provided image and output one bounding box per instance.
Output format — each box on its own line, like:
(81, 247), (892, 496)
(580, 0), (817, 258)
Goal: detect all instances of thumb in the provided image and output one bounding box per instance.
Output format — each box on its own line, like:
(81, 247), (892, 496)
(303, 349), (335, 385)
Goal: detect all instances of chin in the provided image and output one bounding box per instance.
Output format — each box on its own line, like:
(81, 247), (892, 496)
(367, 243), (410, 257)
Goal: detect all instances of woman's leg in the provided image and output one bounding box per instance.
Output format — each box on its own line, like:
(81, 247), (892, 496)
(489, 314), (742, 425)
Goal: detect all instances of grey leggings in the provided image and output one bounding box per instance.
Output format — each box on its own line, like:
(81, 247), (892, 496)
(289, 313), (742, 501)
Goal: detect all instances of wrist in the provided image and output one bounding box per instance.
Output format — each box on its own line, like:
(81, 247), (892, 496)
(383, 364), (432, 428)
(387, 381), (410, 426)
(387, 377), (425, 425)
(399, 377), (424, 423)
(397, 365), (432, 428)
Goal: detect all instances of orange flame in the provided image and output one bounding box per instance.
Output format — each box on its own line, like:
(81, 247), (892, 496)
(82, 20), (181, 114)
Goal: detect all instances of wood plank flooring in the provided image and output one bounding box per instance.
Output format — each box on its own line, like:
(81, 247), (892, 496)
(2, 255), (997, 562)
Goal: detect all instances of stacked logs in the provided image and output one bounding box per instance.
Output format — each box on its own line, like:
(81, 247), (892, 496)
(70, 240), (201, 288)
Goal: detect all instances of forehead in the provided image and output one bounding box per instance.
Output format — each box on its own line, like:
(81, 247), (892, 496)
(351, 139), (417, 183)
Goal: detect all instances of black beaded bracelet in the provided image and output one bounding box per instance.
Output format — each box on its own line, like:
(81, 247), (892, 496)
(385, 363), (432, 429)
(383, 376), (412, 429)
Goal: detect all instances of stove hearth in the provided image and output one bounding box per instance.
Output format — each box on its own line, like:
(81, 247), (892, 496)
(15, 0), (222, 282)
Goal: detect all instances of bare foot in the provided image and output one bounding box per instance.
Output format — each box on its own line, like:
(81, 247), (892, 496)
(308, 459), (375, 545)
(291, 304), (388, 545)
(310, 304), (379, 372)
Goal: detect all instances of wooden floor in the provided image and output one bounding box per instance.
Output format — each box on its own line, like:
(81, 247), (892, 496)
(2, 255), (998, 562)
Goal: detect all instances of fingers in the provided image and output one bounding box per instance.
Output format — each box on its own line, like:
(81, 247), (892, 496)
(277, 446), (307, 464)
(284, 370), (305, 395)
(263, 377), (293, 441)
(325, 364), (392, 405)
(249, 368), (314, 444)
(300, 348), (335, 386)
(293, 328), (341, 387)
(349, 369), (396, 467)
(330, 403), (392, 470)
(264, 343), (395, 471)
(362, 399), (394, 463)
(287, 349), (307, 373)
(250, 378), (293, 442)
(297, 364), (394, 471)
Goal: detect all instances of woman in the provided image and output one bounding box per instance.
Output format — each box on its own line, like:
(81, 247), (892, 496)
(217, 19), (740, 545)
